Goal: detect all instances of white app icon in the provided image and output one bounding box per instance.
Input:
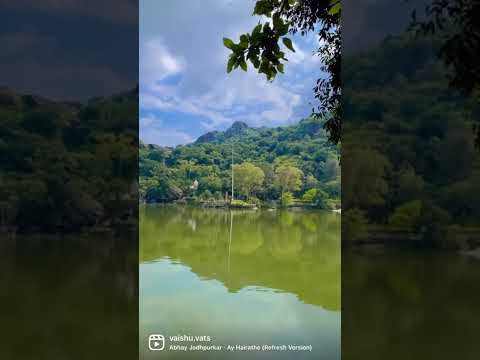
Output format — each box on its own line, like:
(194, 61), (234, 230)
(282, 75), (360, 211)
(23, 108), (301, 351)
(148, 334), (165, 351)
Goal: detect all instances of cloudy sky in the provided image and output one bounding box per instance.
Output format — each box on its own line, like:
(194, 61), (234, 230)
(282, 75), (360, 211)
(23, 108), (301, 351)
(0, 0), (138, 101)
(140, 0), (321, 146)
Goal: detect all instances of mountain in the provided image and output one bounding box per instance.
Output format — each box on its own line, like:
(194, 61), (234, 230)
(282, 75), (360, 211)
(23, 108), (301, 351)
(195, 130), (220, 144)
(195, 121), (249, 144)
(224, 121), (248, 138)
(140, 116), (340, 205)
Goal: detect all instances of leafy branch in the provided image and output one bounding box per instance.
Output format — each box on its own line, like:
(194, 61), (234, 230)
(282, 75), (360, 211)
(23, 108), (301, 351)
(223, 0), (342, 144)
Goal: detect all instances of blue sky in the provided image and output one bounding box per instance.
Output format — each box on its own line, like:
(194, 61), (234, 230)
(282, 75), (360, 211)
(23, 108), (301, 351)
(140, 0), (321, 146)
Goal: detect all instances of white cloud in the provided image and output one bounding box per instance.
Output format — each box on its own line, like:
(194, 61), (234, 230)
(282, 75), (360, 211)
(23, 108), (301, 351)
(140, 91), (231, 129)
(141, 48), (307, 130)
(140, 38), (185, 86)
(140, 0), (323, 145)
(285, 40), (322, 70)
(140, 115), (159, 129)
(286, 43), (307, 65)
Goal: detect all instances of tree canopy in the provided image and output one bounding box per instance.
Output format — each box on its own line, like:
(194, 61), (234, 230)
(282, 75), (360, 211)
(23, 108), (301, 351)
(140, 117), (340, 208)
(233, 162), (265, 199)
(0, 87), (138, 232)
(223, 0), (341, 144)
(342, 32), (480, 243)
(275, 164), (303, 193)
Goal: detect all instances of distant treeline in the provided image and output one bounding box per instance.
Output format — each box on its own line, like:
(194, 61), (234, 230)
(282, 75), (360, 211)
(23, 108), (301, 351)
(140, 117), (340, 209)
(0, 87), (138, 232)
(342, 33), (480, 246)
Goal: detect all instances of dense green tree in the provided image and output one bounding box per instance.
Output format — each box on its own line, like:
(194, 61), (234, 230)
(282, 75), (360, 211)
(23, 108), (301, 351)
(281, 191), (294, 207)
(305, 174), (319, 190)
(394, 166), (424, 206)
(320, 156), (340, 181)
(233, 162), (265, 199)
(313, 188), (329, 209)
(258, 162), (280, 200)
(275, 165), (303, 194)
(0, 87), (137, 231)
(388, 200), (423, 230)
(302, 188), (318, 203)
(343, 148), (390, 218)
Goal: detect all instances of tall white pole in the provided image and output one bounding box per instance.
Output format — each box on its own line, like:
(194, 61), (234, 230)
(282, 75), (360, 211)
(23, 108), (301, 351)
(231, 143), (234, 201)
(228, 210), (233, 274)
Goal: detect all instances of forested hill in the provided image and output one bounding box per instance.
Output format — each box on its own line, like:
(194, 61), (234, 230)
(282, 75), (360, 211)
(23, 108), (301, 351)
(342, 32), (480, 243)
(0, 87), (138, 232)
(140, 117), (341, 207)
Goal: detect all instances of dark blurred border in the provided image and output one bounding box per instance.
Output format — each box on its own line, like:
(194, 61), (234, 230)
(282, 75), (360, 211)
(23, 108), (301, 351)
(342, 0), (480, 358)
(0, 1), (138, 358)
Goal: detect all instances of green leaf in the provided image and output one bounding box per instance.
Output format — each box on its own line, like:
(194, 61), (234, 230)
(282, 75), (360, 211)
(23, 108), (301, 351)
(252, 24), (262, 36)
(259, 61), (268, 74)
(247, 50), (261, 69)
(328, 2), (341, 16)
(223, 38), (235, 50)
(277, 63), (284, 73)
(239, 34), (249, 49)
(227, 56), (235, 73)
(282, 37), (295, 52)
(240, 60), (248, 72)
(231, 44), (242, 53)
(278, 23), (289, 36)
(267, 69), (276, 81)
(272, 14), (289, 37)
(254, 0), (273, 16)
(272, 13), (283, 29)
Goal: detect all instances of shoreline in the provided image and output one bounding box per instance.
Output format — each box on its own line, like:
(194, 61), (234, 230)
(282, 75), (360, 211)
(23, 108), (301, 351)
(141, 201), (340, 212)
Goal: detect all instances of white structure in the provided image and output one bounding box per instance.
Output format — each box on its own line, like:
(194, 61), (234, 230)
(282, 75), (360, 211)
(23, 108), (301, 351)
(190, 179), (199, 191)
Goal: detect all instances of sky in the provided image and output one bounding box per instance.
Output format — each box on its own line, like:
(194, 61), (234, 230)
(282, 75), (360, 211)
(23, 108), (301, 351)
(140, 0), (321, 147)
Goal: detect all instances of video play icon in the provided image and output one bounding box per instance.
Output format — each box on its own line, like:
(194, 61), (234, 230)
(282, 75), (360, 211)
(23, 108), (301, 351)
(148, 334), (165, 351)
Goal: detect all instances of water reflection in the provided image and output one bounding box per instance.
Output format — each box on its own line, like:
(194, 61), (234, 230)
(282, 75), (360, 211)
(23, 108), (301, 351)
(139, 205), (341, 359)
(140, 206), (340, 310)
(0, 231), (138, 360)
(343, 250), (480, 360)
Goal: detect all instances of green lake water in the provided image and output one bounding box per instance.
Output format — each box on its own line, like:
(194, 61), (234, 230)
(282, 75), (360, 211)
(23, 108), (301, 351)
(0, 232), (138, 360)
(139, 205), (341, 359)
(1, 211), (479, 359)
(343, 250), (480, 360)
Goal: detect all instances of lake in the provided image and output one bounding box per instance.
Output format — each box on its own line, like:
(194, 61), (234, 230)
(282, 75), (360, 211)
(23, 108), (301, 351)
(0, 231), (138, 360)
(139, 205), (341, 359)
(2, 210), (479, 358)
